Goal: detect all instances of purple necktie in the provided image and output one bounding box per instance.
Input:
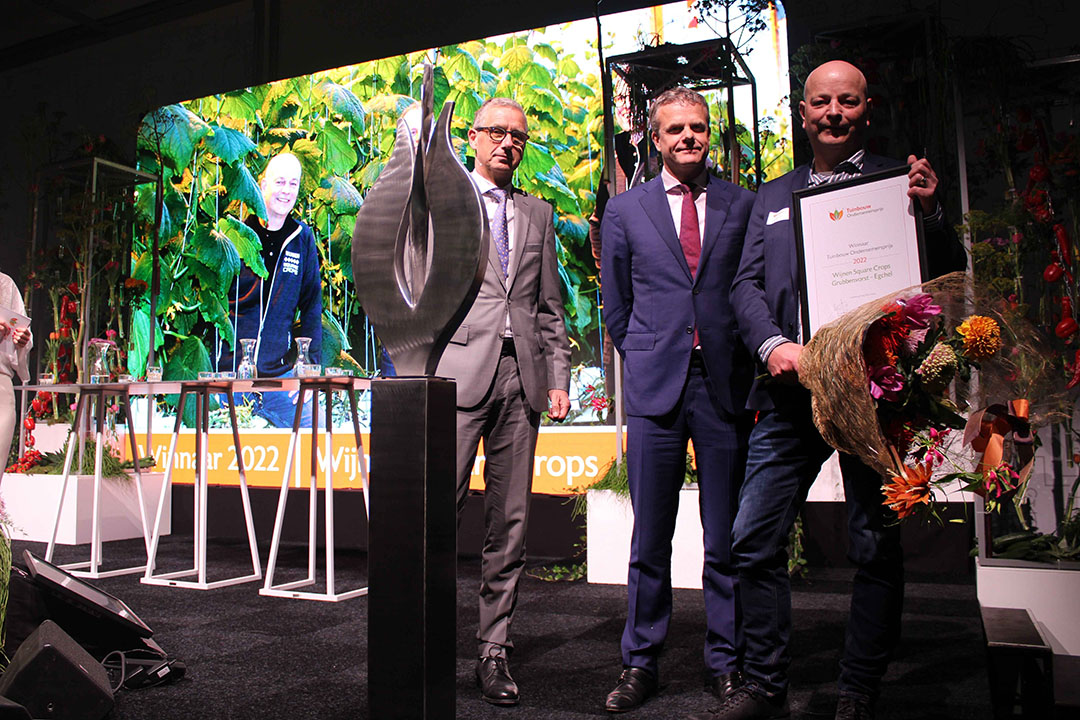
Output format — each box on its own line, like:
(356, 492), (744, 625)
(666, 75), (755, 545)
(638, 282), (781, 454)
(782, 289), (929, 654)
(488, 187), (510, 279)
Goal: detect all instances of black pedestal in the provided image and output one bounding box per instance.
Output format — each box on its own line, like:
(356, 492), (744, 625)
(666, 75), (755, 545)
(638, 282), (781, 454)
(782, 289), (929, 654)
(368, 377), (457, 719)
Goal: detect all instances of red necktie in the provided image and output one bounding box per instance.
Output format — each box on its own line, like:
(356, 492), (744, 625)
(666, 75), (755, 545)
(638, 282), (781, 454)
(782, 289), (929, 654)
(678, 183), (700, 277)
(678, 183), (700, 347)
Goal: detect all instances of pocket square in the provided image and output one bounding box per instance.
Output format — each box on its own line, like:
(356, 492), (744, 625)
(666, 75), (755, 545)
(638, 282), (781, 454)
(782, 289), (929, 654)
(766, 208), (790, 225)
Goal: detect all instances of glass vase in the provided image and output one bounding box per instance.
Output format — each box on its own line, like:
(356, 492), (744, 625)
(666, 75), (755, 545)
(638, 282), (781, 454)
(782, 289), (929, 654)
(89, 340), (111, 384)
(237, 338), (257, 380)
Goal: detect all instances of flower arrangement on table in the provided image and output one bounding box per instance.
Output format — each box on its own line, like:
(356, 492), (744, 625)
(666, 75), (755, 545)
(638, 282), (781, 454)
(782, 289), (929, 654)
(6, 439), (154, 479)
(799, 272), (1063, 523)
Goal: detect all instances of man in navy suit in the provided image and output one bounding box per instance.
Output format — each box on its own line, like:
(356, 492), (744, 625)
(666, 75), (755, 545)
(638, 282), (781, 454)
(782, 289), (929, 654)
(601, 87), (756, 712)
(694, 61), (965, 720)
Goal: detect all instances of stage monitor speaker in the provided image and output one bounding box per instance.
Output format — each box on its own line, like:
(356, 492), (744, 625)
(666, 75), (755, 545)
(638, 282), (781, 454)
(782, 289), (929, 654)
(0, 620), (113, 720)
(7, 551), (153, 659)
(0, 697), (31, 720)
(2, 566), (49, 660)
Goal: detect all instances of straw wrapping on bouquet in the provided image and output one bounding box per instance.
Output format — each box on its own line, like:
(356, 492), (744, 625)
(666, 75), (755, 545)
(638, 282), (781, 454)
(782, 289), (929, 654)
(798, 272), (971, 478)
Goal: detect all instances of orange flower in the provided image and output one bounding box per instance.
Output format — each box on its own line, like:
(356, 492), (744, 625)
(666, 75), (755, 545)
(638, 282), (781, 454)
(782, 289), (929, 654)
(865, 304), (907, 367)
(882, 461), (934, 519)
(956, 315), (1002, 359)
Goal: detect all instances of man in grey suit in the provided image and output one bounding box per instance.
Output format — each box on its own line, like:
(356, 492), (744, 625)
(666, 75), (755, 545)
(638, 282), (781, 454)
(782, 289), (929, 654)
(436, 97), (572, 706)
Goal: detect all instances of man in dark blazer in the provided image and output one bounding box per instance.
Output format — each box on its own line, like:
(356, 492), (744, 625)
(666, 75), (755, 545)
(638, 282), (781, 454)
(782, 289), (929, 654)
(435, 97), (571, 706)
(600, 87), (756, 712)
(696, 61), (966, 720)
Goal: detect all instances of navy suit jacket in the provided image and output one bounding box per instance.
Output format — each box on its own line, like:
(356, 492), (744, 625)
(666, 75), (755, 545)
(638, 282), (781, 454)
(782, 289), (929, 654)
(602, 174), (756, 418)
(731, 153), (967, 411)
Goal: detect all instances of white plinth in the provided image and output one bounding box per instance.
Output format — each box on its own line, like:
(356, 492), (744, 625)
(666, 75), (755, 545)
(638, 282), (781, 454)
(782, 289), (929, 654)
(976, 558), (1080, 656)
(0, 472), (170, 545)
(586, 487), (704, 589)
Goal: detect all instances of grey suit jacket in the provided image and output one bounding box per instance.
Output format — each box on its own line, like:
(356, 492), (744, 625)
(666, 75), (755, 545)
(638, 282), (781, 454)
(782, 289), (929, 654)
(436, 189), (571, 413)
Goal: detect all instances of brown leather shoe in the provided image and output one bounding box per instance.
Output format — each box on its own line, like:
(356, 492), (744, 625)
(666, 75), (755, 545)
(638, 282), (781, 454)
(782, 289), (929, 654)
(605, 666), (658, 713)
(476, 656), (519, 706)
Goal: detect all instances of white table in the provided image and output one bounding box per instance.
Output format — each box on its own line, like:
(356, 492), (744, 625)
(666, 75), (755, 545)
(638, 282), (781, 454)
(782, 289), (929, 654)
(19, 381), (171, 578)
(141, 378), (268, 590)
(260, 375), (371, 602)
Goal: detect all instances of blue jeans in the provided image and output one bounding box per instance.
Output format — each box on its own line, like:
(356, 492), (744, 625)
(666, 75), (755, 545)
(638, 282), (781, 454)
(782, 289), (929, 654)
(731, 393), (903, 700)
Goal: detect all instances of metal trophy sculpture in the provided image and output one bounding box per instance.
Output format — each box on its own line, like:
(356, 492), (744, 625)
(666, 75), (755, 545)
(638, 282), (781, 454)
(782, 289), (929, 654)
(351, 65), (488, 719)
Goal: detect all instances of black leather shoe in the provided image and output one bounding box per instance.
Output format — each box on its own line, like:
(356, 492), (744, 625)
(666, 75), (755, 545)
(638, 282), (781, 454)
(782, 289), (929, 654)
(605, 666), (657, 713)
(709, 671), (743, 701)
(686, 685), (790, 720)
(476, 656), (519, 706)
(835, 694), (874, 720)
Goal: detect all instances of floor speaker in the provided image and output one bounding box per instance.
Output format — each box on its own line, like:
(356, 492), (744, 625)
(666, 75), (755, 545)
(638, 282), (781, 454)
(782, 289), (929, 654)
(0, 697), (31, 720)
(0, 620), (113, 720)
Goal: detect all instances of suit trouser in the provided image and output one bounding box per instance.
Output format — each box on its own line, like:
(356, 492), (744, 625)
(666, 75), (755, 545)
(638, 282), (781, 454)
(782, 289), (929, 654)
(731, 394), (903, 700)
(455, 349), (540, 658)
(621, 360), (749, 676)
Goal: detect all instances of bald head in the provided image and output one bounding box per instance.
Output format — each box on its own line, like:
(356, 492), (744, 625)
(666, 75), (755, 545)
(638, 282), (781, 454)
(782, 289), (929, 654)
(803, 60), (867, 99)
(260, 152), (302, 230)
(799, 60), (872, 172)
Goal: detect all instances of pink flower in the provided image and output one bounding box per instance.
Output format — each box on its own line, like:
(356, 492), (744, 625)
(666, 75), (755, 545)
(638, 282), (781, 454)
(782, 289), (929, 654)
(902, 326), (929, 353)
(895, 294), (941, 352)
(868, 365), (905, 401)
(897, 294), (942, 329)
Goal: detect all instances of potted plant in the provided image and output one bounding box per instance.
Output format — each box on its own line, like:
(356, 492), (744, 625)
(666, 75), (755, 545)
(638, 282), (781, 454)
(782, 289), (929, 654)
(2, 438), (165, 546)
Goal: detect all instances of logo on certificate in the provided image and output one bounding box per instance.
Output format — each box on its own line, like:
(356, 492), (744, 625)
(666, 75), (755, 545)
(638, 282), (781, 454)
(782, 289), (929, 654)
(829, 209), (844, 221)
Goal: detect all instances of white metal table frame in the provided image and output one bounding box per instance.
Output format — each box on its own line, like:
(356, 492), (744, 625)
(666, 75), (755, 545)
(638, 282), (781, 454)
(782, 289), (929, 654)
(261, 376), (370, 602)
(22, 382), (160, 579)
(142, 378), (265, 590)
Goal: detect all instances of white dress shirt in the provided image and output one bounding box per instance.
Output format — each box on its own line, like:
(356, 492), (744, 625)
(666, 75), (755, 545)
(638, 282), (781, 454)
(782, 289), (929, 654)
(472, 170), (516, 338)
(660, 166), (709, 245)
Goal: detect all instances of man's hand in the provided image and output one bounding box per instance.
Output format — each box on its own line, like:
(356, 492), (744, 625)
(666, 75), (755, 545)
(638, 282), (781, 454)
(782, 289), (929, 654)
(907, 154), (939, 215)
(766, 342), (803, 385)
(547, 389), (570, 421)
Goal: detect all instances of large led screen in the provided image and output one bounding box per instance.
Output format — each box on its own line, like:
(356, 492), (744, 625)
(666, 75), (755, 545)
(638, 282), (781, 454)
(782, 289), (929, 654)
(131, 2), (791, 427)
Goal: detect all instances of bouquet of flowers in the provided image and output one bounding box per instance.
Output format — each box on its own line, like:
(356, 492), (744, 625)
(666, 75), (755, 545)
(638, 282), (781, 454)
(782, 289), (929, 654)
(799, 272), (1059, 521)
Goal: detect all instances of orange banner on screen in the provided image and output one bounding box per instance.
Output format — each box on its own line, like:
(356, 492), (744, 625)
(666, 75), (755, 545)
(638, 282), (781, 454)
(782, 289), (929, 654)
(123, 426), (620, 496)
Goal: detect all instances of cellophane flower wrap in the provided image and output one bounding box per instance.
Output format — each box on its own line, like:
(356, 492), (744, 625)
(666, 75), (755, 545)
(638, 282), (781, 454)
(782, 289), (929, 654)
(799, 272), (1064, 521)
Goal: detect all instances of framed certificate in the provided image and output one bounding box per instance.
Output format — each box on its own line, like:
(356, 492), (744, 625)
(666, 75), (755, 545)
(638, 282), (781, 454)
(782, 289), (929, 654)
(793, 165), (926, 339)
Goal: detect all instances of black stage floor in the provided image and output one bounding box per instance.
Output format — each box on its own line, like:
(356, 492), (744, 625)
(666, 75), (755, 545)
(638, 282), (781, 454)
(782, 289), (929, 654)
(11, 537), (990, 719)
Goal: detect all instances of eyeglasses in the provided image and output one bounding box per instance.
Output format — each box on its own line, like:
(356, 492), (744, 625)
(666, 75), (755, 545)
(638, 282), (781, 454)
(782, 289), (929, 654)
(474, 126), (529, 148)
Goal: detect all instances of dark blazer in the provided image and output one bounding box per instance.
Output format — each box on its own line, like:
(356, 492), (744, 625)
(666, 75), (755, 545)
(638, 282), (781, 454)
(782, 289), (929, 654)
(730, 153), (967, 411)
(602, 173), (756, 418)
